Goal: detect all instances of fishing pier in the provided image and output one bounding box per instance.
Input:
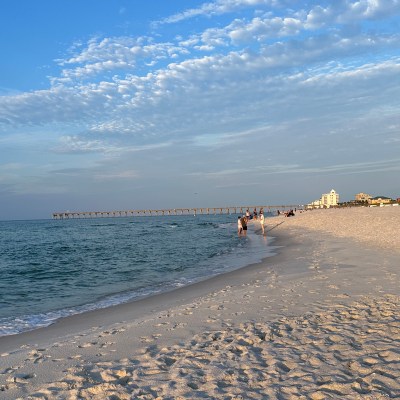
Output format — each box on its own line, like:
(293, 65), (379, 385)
(52, 205), (302, 219)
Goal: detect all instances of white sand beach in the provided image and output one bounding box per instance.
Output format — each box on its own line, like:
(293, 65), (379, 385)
(1, 206), (399, 399)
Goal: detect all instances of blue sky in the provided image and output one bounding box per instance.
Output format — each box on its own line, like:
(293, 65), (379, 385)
(1, 0), (400, 220)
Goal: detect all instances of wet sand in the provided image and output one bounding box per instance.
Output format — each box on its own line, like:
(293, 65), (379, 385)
(1, 206), (399, 399)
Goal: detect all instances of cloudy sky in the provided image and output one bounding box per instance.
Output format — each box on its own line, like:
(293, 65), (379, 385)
(1, 0), (399, 220)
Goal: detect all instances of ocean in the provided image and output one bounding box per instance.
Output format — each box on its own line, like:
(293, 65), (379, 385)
(0, 214), (275, 337)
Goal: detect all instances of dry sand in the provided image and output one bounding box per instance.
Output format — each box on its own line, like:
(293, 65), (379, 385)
(278, 205), (400, 250)
(1, 206), (399, 399)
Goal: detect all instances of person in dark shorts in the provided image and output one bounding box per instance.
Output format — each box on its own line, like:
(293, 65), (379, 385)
(240, 216), (248, 236)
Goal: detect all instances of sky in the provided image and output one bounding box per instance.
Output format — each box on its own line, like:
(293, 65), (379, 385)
(1, 0), (400, 220)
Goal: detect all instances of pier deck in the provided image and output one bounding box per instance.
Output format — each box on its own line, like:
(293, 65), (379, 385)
(52, 205), (302, 219)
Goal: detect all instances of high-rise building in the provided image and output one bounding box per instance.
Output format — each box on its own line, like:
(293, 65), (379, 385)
(321, 189), (339, 207)
(307, 189), (339, 208)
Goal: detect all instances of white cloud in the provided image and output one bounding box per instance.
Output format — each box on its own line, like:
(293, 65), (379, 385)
(340, 0), (400, 22)
(1, 1), (399, 171)
(158, 0), (400, 29)
(53, 133), (174, 155)
(53, 36), (190, 84)
(168, 4), (400, 53)
(94, 170), (138, 180)
(54, 136), (118, 154)
(2, 48), (399, 149)
(189, 158), (400, 181)
(305, 0), (400, 28)
(157, 0), (278, 25)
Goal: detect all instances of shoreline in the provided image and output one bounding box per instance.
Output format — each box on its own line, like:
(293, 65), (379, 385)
(0, 230), (282, 353)
(0, 222), (276, 343)
(1, 207), (399, 399)
(0, 216), (273, 339)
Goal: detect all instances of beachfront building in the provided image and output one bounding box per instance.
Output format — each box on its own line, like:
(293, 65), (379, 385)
(321, 189), (339, 208)
(368, 196), (392, 206)
(307, 189), (339, 209)
(307, 199), (323, 209)
(355, 192), (372, 202)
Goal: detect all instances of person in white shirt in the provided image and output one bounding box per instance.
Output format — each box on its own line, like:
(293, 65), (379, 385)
(259, 210), (265, 235)
(237, 216), (243, 235)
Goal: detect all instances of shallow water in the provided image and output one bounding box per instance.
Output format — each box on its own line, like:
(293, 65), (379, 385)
(0, 214), (273, 336)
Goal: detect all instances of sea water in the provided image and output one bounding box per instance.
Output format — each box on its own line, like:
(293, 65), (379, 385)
(0, 214), (275, 337)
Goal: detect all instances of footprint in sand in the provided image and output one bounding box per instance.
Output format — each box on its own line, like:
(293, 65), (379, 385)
(333, 293), (350, 298)
(2, 366), (21, 374)
(140, 335), (161, 343)
(99, 341), (115, 349)
(154, 322), (170, 327)
(78, 342), (97, 348)
(167, 322), (188, 331)
(98, 328), (126, 337)
(3, 372), (37, 388)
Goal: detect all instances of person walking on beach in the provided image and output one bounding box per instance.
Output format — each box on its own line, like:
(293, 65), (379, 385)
(259, 210), (265, 235)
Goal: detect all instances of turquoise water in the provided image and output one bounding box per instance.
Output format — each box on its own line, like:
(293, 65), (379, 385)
(0, 214), (273, 336)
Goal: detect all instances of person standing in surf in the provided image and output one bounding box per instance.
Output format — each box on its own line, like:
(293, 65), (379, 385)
(240, 216), (248, 236)
(259, 210), (265, 235)
(237, 216), (243, 235)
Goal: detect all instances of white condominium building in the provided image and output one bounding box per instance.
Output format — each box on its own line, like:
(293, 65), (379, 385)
(308, 189), (340, 208)
(321, 189), (339, 207)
